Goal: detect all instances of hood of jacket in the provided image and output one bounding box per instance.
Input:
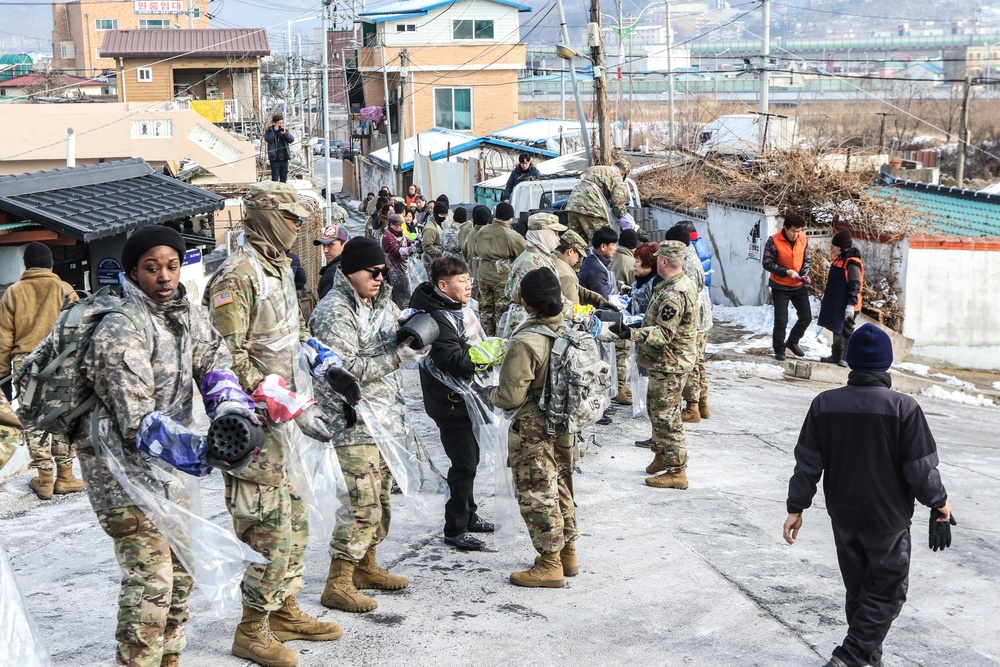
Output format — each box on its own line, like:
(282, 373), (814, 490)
(408, 281), (462, 314)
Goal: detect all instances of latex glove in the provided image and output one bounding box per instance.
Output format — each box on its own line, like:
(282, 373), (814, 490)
(326, 366), (362, 406)
(301, 338), (344, 379)
(295, 404), (333, 442)
(845, 305), (857, 320)
(396, 338), (432, 364)
(786, 269), (800, 280)
(215, 400), (261, 426)
(618, 213), (637, 230)
(469, 337), (506, 370)
(929, 508), (957, 552)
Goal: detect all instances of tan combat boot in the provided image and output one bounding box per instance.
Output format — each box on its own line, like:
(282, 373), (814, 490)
(510, 551), (565, 588)
(269, 595), (343, 642)
(321, 559), (377, 613)
(354, 548), (409, 590)
(645, 453), (666, 475)
(232, 605), (298, 667)
(645, 471), (689, 490)
(681, 401), (701, 423)
(160, 654), (180, 667)
(560, 541), (579, 577)
(613, 387), (633, 405)
(28, 468), (54, 500)
(699, 396), (710, 419)
(53, 465), (85, 494)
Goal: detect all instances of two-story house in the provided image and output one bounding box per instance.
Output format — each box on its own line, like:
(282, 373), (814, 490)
(356, 0), (530, 140)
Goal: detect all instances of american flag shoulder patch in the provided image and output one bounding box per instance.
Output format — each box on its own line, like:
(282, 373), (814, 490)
(212, 290), (234, 308)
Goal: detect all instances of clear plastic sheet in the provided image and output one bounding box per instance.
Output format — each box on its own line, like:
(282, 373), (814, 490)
(626, 342), (649, 418)
(599, 340), (618, 403)
(0, 540), (52, 667)
(490, 410), (528, 548)
(407, 260), (428, 289)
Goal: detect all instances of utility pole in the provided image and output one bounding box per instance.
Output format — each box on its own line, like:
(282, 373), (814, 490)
(298, 34), (305, 133)
(285, 27), (293, 121)
(666, 0), (675, 147)
(876, 112), (893, 154)
(759, 0), (770, 149)
(617, 2), (624, 134)
(589, 0), (611, 164)
(398, 50), (407, 195)
(321, 0), (332, 225)
(956, 74), (972, 186)
(380, 40), (396, 188)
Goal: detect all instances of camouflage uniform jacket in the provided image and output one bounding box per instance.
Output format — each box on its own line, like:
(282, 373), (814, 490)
(551, 252), (604, 308)
(475, 220), (526, 285)
(633, 272), (698, 375)
(308, 271), (403, 448)
(505, 247), (557, 303)
(566, 166), (628, 220)
(490, 312), (563, 421)
(683, 244), (713, 333)
(609, 246), (635, 286)
(77, 282), (232, 512)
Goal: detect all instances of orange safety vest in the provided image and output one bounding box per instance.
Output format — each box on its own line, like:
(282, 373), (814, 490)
(832, 254), (865, 312)
(770, 231), (808, 287)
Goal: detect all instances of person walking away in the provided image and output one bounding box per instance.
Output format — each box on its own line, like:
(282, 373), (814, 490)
(501, 153), (542, 203)
(474, 202), (526, 336)
(309, 237), (418, 614)
(491, 268), (581, 588)
(410, 257), (500, 551)
(315, 224), (350, 301)
(763, 211), (813, 361)
(381, 213), (415, 308)
(460, 205), (488, 269)
(206, 182), (341, 667)
(264, 114), (295, 183)
(0, 242), (83, 499)
(565, 158), (636, 242)
(617, 241), (697, 488)
(818, 229), (864, 367)
(784, 323), (955, 667)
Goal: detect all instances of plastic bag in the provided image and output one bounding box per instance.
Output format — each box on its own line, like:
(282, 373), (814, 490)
(626, 342), (648, 418)
(407, 260), (428, 290)
(491, 409), (527, 548)
(599, 340), (618, 403)
(0, 540), (52, 667)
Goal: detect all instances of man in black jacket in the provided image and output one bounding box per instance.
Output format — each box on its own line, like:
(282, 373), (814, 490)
(501, 153), (542, 202)
(263, 113), (295, 183)
(783, 324), (955, 667)
(409, 257), (498, 551)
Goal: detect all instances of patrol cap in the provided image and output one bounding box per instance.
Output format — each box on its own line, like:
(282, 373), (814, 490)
(654, 239), (687, 259)
(614, 157), (632, 176)
(527, 212), (567, 232)
(313, 224), (350, 245)
(245, 181), (311, 220)
(560, 229), (588, 255)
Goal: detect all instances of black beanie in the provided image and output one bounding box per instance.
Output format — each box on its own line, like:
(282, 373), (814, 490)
(664, 224), (692, 246)
(495, 202), (514, 221)
(520, 267), (562, 306)
(618, 229), (640, 249)
(472, 205), (491, 226)
(832, 228), (853, 249)
(340, 237), (386, 275)
(22, 242), (53, 269)
(845, 323), (893, 372)
(433, 200), (449, 217)
(453, 206), (468, 224)
(436, 194), (449, 205)
(121, 225), (186, 273)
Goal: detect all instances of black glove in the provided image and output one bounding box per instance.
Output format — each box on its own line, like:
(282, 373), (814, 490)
(929, 508), (957, 551)
(600, 300), (620, 313)
(343, 402), (357, 428)
(326, 366), (362, 406)
(618, 324), (632, 340)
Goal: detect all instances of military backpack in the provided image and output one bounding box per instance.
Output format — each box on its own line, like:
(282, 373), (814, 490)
(523, 324), (611, 435)
(441, 220), (463, 258)
(13, 288), (152, 437)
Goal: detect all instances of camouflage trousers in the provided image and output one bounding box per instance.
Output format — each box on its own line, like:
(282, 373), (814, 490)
(682, 332), (709, 403)
(477, 280), (510, 337)
(567, 211), (609, 245)
(12, 353), (74, 471)
(509, 412), (579, 555)
(330, 443), (393, 563)
(224, 472), (307, 612)
(97, 505), (192, 667)
(615, 339), (629, 393)
(0, 428), (18, 470)
(647, 371), (688, 472)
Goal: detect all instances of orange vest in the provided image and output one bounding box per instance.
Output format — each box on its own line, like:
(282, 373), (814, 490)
(770, 231), (808, 287)
(832, 255), (864, 311)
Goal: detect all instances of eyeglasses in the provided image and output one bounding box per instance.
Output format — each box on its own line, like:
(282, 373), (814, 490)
(281, 213), (304, 228)
(361, 266), (389, 279)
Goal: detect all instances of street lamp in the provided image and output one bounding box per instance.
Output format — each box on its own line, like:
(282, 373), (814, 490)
(554, 36), (594, 164)
(285, 15), (320, 122)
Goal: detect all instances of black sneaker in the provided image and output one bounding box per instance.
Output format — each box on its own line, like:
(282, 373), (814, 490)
(444, 533), (485, 551)
(774, 351), (786, 361)
(786, 343), (805, 357)
(468, 519), (495, 533)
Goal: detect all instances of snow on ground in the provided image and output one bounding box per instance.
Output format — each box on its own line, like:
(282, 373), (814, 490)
(711, 301), (832, 358)
(893, 362), (976, 390)
(707, 360), (786, 380)
(994, 381), (1000, 391)
(920, 385), (996, 408)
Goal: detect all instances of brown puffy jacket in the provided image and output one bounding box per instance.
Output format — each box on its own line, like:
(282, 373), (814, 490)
(0, 268), (78, 374)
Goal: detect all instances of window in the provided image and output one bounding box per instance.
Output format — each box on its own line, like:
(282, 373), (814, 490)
(139, 19), (172, 29)
(95, 18), (118, 30)
(395, 23), (415, 32)
(60, 42), (75, 59)
(137, 67), (153, 82)
(192, 7), (200, 18)
(452, 19), (494, 40)
(434, 87), (472, 130)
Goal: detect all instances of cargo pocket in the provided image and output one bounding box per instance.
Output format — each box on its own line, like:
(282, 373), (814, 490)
(228, 482), (265, 526)
(507, 414), (547, 469)
(353, 474), (377, 508)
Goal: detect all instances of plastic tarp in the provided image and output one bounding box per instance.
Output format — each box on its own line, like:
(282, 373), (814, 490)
(0, 540), (51, 667)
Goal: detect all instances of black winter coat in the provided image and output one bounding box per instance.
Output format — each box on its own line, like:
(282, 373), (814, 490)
(317, 258), (340, 300)
(409, 282), (476, 424)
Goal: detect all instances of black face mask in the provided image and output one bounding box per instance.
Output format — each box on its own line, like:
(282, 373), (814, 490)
(435, 214), (447, 223)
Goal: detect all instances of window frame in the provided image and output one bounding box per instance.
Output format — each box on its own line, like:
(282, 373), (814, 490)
(95, 18), (118, 31)
(137, 67), (153, 82)
(395, 22), (415, 32)
(138, 19), (172, 29)
(452, 19), (494, 40)
(60, 42), (75, 59)
(433, 86), (473, 131)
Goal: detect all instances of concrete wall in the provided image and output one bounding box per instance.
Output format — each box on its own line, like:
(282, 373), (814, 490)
(702, 201), (780, 306)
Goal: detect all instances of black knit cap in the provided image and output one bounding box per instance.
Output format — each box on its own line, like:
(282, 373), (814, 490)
(495, 202), (515, 221)
(845, 323), (893, 372)
(433, 200), (449, 217)
(22, 242), (53, 269)
(520, 267), (562, 306)
(664, 224), (692, 246)
(472, 205), (491, 226)
(340, 237), (386, 275)
(832, 228), (853, 249)
(618, 228), (640, 249)
(121, 225), (187, 273)
(453, 206), (468, 223)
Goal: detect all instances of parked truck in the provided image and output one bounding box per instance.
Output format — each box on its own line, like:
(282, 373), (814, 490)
(699, 113), (797, 158)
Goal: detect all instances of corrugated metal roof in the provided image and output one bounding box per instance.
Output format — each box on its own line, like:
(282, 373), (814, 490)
(369, 128), (558, 172)
(0, 159), (225, 242)
(876, 181), (1000, 238)
(360, 0), (530, 18)
(100, 29), (270, 59)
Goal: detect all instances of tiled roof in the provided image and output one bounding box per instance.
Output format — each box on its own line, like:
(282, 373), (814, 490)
(877, 180), (1000, 238)
(100, 28), (270, 59)
(0, 159), (224, 242)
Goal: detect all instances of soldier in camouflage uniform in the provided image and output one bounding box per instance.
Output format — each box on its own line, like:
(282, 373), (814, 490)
(551, 230), (611, 308)
(421, 199), (450, 272)
(619, 240), (697, 490)
(0, 392), (22, 471)
(205, 182), (342, 667)
(565, 158), (635, 243)
(499, 212), (566, 337)
(308, 237), (411, 614)
(473, 202), (525, 336)
(491, 268), (579, 589)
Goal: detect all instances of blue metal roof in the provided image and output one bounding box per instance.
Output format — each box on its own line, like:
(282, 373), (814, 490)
(370, 132), (558, 172)
(360, 0), (530, 21)
(876, 180), (1000, 238)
